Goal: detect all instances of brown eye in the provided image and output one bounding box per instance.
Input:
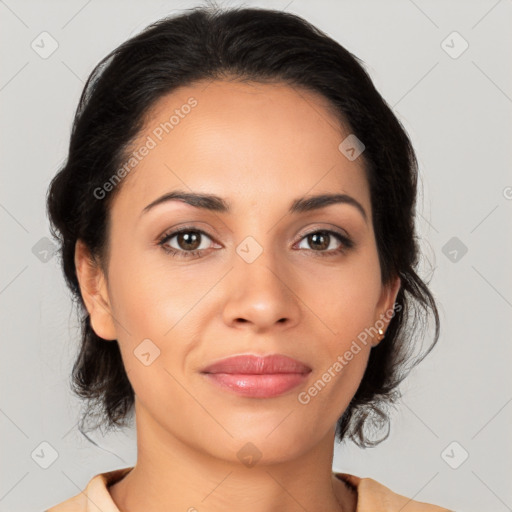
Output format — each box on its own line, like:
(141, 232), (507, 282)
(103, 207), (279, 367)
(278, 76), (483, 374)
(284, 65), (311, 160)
(158, 228), (215, 258)
(307, 232), (330, 251)
(175, 231), (202, 251)
(296, 229), (354, 256)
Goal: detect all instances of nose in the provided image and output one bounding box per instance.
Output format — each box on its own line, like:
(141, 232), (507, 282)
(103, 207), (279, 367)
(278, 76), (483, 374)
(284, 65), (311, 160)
(221, 249), (301, 333)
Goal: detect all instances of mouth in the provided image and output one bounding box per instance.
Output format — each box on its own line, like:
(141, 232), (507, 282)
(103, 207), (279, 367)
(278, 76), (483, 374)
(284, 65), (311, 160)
(200, 354), (312, 398)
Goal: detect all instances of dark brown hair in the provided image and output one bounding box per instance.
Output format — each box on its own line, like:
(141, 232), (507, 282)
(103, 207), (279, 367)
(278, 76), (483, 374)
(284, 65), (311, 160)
(46, 3), (440, 447)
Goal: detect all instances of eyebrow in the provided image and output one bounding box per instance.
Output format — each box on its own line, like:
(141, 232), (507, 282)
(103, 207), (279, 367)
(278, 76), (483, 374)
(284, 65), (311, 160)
(141, 190), (368, 222)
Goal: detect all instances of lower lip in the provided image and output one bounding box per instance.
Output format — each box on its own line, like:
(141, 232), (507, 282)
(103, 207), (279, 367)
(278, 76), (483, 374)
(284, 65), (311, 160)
(203, 372), (309, 398)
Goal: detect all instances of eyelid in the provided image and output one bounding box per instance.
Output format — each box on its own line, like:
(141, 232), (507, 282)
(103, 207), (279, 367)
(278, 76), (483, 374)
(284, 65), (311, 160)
(296, 224), (350, 242)
(158, 225), (220, 248)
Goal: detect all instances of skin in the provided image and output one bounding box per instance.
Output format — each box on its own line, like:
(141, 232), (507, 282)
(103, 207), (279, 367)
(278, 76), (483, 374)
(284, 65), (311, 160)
(75, 79), (401, 512)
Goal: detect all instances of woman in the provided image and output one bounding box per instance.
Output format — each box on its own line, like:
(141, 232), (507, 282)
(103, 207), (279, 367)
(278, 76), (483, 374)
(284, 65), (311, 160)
(45, 4), (452, 511)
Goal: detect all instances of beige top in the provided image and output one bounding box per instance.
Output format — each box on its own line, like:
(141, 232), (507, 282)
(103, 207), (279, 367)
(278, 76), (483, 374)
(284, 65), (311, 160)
(45, 466), (453, 511)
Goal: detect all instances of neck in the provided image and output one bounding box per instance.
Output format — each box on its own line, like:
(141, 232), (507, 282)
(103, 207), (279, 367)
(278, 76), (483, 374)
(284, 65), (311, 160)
(109, 402), (356, 512)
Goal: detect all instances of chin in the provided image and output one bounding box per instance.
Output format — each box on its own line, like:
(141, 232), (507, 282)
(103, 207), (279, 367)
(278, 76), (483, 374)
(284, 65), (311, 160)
(203, 420), (323, 466)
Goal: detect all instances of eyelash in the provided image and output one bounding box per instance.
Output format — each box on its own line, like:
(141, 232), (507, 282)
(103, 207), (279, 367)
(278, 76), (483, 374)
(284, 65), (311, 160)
(157, 225), (354, 260)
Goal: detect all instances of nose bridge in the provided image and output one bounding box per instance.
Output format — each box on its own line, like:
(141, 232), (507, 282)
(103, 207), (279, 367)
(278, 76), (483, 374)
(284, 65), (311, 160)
(236, 235), (289, 298)
(221, 233), (300, 329)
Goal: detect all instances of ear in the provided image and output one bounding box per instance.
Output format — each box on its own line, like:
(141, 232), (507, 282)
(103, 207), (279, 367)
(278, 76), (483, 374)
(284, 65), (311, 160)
(74, 239), (117, 341)
(372, 274), (401, 347)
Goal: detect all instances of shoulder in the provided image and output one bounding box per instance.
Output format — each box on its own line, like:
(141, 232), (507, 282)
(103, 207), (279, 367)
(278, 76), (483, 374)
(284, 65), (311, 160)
(45, 467), (133, 512)
(334, 472), (454, 512)
(45, 492), (86, 512)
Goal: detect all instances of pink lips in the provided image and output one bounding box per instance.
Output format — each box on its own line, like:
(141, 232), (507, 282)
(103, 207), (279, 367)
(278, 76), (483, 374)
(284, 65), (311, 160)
(201, 354), (312, 398)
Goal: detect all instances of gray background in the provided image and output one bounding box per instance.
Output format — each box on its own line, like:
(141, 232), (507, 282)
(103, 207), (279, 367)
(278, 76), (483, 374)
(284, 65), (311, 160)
(1, 0), (511, 511)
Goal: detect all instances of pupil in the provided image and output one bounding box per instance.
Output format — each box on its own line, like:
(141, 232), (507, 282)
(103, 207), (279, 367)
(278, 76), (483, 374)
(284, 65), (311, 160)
(179, 232), (200, 250)
(310, 232), (328, 250)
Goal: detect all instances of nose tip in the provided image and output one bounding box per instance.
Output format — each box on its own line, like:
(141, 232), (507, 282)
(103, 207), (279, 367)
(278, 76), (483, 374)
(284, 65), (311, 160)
(222, 259), (300, 332)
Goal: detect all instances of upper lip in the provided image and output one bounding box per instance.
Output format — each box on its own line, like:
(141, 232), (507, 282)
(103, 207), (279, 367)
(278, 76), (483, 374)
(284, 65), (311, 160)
(201, 354), (312, 375)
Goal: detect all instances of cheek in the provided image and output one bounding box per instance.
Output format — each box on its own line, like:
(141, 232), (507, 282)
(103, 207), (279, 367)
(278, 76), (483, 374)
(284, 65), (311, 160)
(296, 253), (380, 408)
(107, 248), (209, 342)
(300, 254), (382, 339)
(301, 338), (372, 423)
(105, 251), (215, 395)
(107, 261), (196, 412)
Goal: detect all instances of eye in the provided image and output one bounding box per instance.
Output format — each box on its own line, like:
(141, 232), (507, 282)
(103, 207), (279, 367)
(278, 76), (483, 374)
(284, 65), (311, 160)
(157, 227), (354, 259)
(158, 228), (217, 258)
(296, 230), (353, 256)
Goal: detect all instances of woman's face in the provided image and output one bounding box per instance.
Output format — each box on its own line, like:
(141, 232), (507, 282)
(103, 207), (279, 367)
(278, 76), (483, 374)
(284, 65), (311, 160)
(78, 80), (400, 464)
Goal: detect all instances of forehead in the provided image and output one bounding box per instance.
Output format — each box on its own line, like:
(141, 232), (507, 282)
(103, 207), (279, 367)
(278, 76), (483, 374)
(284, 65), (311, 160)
(110, 79), (370, 219)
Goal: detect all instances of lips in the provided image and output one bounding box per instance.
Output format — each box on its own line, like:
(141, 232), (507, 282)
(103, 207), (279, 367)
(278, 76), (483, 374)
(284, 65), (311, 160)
(201, 354), (312, 398)
(201, 354), (312, 375)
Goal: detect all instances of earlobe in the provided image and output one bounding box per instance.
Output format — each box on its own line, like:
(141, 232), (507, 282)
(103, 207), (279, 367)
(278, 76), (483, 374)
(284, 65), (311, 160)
(372, 275), (401, 347)
(74, 239), (117, 341)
